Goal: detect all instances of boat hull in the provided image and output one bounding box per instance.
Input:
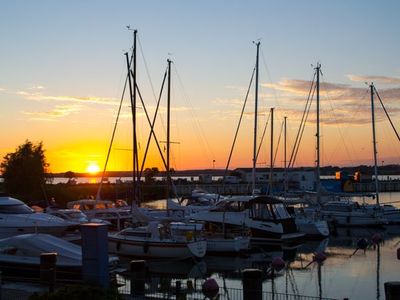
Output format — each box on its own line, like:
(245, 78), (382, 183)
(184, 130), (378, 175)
(108, 236), (207, 259)
(206, 235), (250, 253)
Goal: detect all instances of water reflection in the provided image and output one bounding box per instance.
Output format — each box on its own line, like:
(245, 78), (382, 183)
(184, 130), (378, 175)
(116, 226), (400, 300)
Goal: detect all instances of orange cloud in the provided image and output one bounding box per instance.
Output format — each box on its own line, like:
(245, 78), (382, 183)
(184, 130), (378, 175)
(347, 74), (400, 85)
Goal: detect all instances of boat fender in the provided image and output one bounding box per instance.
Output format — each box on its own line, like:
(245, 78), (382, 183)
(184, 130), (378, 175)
(371, 233), (383, 245)
(357, 238), (369, 251)
(271, 257), (285, 271)
(313, 252), (327, 264)
(116, 241), (121, 251)
(143, 241), (149, 253)
(202, 278), (219, 298)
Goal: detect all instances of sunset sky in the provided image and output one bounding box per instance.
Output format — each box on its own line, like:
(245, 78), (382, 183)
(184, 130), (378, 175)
(1, 1), (399, 174)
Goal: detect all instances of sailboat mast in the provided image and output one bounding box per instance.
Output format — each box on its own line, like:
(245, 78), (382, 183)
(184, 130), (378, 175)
(166, 59), (172, 198)
(269, 107), (274, 194)
(132, 29), (138, 203)
(370, 83), (380, 205)
(125, 50), (136, 204)
(315, 63), (321, 203)
(284, 116), (288, 197)
(252, 41), (260, 193)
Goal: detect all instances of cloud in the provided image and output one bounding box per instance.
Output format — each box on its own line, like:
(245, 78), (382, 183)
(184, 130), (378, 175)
(231, 78), (400, 126)
(28, 85), (45, 90)
(347, 75), (400, 85)
(16, 90), (120, 106)
(0, 87), (5, 92)
(22, 104), (83, 121)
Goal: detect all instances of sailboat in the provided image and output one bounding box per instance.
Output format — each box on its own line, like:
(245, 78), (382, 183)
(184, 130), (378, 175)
(190, 42), (303, 244)
(363, 84), (400, 224)
(319, 84), (388, 226)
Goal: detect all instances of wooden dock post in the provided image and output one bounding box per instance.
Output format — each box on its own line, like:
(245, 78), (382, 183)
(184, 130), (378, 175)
(81, 223), (109, 288)
(384, 282), (400, 300)
(242, 269), (262, 300)
(40, 252), (57, 293)
(130, 260), (146, 297)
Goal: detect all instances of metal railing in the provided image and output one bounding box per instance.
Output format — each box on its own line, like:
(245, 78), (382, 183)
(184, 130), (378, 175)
(116, 275), (337, 300)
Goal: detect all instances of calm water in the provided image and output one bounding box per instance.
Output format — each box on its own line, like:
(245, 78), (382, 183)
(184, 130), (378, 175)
(118, 227), (400, 300)
(124, 192), (400, 300)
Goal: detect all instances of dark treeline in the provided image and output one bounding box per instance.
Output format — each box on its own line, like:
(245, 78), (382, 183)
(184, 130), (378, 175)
(46, 164), (400, 178)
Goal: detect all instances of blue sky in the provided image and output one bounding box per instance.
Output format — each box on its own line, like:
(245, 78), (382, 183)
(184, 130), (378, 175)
(1, 1), (399, 172)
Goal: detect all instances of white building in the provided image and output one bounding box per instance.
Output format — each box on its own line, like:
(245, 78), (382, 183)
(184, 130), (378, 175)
(234, 168), (316, 191)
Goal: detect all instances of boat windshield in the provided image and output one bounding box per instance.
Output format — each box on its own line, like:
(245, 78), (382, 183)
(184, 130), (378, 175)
(0, 204), (34, 214)
(251, 203), (273, 220)
(271, 203), (291, 219)
(213, 201), (246, 212)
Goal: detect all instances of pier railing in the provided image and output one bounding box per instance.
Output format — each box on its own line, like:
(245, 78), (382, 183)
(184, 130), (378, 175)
(115, 273), (338, 300)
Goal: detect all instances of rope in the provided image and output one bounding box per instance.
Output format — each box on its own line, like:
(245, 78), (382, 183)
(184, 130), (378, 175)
(289, 76), (316, 168)
(288, 72), (316, 168)
(374, 87), (400, 142)
(273, 119), (284, 166)
(223, 66), (256, 181)
(256, 111), (271, 161)
(96, 54), (131, 200)
(173, 63), (216, 164)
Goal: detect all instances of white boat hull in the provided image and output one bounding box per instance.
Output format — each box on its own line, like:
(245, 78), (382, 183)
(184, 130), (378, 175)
(320, 211), (387, 226)
(108, 236), (207, 259)
(295, 218), (330, 238)
(0, 214), (77, 238)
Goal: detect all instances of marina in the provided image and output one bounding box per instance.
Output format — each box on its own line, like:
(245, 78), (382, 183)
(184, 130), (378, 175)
(1, 2), (400, 299)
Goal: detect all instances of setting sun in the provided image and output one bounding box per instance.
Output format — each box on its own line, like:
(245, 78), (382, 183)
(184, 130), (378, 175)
(86, 163), (100, 174)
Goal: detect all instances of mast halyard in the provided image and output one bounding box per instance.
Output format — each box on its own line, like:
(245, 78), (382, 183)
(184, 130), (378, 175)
(315, 63), (322, 204)
(370, 83), (380, 205)
(252, 41), (260, 194)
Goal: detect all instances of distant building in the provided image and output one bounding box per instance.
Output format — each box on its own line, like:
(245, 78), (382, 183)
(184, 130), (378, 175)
(233, 167), (316, 192)
(199, 174), (213, 183)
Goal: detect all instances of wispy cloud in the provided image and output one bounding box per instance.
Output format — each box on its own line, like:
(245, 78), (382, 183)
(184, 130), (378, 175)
(215, 78), (400, 126)
(347, 74), (400, 85)
(28, 85), (45, 90)
(23, 92), (119, 105)
(22, 104), (83, 121)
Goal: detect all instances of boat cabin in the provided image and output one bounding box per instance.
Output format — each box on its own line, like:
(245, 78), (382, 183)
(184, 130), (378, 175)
(211, 196), (292, 221)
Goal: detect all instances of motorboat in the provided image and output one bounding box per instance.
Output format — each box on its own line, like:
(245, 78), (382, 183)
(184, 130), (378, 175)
(189, 195), (304, 244)
(108, 221), (207, 259)
(0, 233), (119, 279)
(46, 208), (111, 226)
(293, 210), (330, 238)
(319, 200), (388, 226)
(283, 198), (330, 238)
(67, 199), (132, 230)
(0, 194), (79, 238)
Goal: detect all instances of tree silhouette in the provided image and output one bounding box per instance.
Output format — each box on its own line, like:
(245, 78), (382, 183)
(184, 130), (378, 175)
(0, 140), (49, 203)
